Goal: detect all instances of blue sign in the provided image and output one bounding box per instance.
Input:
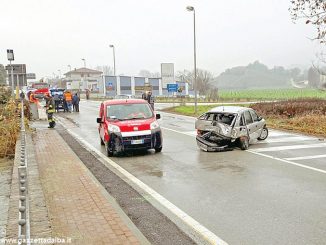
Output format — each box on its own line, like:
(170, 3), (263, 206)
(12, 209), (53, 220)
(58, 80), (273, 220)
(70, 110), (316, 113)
(167, 83), (178, 92)
(108, 82), (113, 87)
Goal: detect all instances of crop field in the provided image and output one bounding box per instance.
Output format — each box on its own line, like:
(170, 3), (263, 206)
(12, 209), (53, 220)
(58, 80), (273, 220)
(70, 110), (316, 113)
(218, 88), (326, 101)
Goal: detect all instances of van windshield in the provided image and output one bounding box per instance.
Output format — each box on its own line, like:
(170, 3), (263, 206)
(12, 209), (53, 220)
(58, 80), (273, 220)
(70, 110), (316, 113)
(106, 103), (153, 120)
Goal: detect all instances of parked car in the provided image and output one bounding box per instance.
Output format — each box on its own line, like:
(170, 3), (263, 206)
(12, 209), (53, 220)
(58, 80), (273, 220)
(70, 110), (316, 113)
(195, 106), (268, 151)
(97, 99), (162, 156)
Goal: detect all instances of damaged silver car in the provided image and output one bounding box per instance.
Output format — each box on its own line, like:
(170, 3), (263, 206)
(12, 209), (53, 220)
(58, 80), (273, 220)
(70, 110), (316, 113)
(195, 106), (268, 151)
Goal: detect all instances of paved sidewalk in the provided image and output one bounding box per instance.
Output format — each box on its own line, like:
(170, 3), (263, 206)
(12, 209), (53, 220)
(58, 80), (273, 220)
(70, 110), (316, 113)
(33, 123), (149, 245)
(0, 159), (13, 241)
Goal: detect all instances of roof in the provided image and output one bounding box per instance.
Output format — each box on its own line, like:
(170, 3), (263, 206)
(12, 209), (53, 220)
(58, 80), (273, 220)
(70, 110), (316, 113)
(64, 67), (103, 76)
(209, 106), (249, 113)
(103, 99), (147, 106)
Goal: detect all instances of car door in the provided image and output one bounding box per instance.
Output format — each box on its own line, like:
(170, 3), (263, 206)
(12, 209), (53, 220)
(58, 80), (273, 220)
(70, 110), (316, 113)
(249, 109), (263, 139)
(99, 103), (105, 140)
(243, 110), (256, 142)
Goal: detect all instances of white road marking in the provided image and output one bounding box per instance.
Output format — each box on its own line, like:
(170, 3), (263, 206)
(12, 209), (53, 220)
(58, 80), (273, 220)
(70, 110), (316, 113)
(284, 154), (326, 161)
(161, 126), (326, 175)
(57, 119), (228, 245)
(251, 143), (326, 152)
(247, 150), (326, 175)
(256, 136), (314, 144)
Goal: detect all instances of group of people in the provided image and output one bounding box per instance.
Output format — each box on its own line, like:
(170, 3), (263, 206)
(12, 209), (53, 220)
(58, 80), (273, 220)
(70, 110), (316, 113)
(142, 91), (154, 110)
(44, 91), (80, 129)
(58, 91), (80, 113)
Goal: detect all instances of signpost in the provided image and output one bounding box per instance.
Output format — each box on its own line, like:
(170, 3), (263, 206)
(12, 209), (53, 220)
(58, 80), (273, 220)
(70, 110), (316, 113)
(167, 83), (178, 107)
(167, 83), (178, 92)
(26, 73), (36, 80)
(7, 49), (14, 95)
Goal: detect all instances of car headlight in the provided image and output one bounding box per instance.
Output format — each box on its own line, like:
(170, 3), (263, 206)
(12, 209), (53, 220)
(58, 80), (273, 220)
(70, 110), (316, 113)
(150, 121), (160, 130)
(108, 124), (120, 133)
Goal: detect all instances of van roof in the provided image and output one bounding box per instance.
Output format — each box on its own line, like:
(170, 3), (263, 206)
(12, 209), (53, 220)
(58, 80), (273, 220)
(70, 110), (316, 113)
(103, 99), (147, 106)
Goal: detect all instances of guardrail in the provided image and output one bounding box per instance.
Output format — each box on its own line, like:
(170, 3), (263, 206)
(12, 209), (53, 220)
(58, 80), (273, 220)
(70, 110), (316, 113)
(17, 99), (30, 245)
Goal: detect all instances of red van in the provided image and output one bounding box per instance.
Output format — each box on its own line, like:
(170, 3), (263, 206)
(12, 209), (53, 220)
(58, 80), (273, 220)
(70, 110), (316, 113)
(97, 99), (162, 156)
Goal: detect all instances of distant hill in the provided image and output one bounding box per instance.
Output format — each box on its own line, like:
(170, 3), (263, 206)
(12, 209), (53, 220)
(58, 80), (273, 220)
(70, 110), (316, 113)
(213, 61), (304, 90)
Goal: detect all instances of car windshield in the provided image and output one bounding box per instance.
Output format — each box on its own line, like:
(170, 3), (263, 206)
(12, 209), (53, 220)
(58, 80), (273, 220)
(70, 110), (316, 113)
(106, 103), (153, 120)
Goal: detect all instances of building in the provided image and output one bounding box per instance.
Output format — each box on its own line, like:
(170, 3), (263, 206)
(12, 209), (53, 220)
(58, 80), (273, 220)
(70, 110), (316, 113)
(64, 68), (103, 91)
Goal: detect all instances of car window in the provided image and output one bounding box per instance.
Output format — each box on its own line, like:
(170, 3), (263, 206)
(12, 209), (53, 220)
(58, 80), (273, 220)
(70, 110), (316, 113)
(249, 110), (259, 122)
(198, 113), (207, 120)
(106, 103), (153, 120)
(206, 113), (215, 121)
(240, 114), (245, 126)
(244, 110), (253, 124)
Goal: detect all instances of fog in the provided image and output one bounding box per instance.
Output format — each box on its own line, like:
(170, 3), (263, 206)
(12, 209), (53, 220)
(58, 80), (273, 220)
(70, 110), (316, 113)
(0, 0), (320, 79)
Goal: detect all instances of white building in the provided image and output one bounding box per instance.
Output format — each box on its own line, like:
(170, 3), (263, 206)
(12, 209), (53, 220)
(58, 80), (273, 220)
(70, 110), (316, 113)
(64, 68), (103, 91)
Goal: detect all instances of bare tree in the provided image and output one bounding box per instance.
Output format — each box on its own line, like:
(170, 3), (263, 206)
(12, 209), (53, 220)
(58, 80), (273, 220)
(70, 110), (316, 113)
(290, 0), (326, 43)
(138, 70), (160, 78)
(176, 69), (214, 95)
(95, 65), (114, 75)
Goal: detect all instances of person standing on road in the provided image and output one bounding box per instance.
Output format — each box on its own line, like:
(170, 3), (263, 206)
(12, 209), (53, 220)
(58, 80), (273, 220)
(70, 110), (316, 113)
(47, 104), (56, 128)
(53, 93), (60, 112)
(64, 90), (73, 112)
(86, 89), (90, 100)
(72, 93), (80, 112)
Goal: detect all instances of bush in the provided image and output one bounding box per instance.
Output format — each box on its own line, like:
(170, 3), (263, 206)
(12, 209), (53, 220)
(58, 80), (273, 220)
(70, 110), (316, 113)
(0, 87), (20, 158)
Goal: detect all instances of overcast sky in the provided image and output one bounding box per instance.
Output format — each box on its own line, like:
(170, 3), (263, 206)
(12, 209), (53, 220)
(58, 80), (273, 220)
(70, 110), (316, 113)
(0, 0), (321, 79)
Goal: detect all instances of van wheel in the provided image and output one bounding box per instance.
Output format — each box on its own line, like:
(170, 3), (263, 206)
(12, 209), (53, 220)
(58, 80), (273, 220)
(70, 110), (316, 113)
(258, 127), (268, 140)
(155, 146), (162, 153)
(106, 143), (114, 157)
(239, 136), (249, 150)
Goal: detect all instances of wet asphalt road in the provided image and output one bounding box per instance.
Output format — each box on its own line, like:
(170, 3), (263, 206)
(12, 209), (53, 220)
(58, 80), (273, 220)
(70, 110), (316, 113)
(58, 100), (326, 245)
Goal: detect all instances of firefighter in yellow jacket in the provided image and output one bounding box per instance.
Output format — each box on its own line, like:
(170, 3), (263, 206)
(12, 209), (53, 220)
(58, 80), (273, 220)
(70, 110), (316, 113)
(47, 104), (56, 128)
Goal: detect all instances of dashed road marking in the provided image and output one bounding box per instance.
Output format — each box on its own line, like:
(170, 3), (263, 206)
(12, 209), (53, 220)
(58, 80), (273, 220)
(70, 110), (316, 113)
(251, 143), (326, 152)
(284, 154), (326, 161)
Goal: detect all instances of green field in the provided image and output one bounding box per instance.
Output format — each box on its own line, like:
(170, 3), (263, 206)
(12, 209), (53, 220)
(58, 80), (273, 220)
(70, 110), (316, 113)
(218, 88), (326, 101)
(156, 88), (326, 103)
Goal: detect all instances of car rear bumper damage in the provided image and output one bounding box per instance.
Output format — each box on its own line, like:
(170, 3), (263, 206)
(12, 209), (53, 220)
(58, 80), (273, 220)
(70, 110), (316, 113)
(196, 134), (234, 152)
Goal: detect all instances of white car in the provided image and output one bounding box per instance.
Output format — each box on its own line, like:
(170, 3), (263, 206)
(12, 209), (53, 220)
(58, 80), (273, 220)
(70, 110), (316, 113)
(195, 106), (268, 151)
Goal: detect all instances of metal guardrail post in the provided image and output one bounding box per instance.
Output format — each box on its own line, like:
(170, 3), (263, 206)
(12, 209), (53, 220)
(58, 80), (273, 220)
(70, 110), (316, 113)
(17, 99), (30, 245)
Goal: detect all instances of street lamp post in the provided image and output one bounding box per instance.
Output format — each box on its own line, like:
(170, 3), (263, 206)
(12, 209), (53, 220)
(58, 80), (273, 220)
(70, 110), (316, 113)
(186, 6), (198, 114)
(81, 58), (86, 68)
(109, 44), (116, 76)
(58, 69), (61, 78)
(68, 65), (71, 72)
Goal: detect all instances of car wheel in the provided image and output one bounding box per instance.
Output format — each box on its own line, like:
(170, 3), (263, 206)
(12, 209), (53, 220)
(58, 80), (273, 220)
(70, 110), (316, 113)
(239, 136), (249, 150)
(100, 137), (105, 145)
(258, 127), (268, 140)
(155, 146), (162, 153)
(106, 142), (114, 157)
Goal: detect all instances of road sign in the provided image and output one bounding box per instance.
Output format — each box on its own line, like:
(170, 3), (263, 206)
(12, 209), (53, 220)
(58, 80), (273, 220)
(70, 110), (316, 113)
(26, 73), (36, 79)
(135, 85), (152, 91)
(167, 83), (178, 92)
(7, 49), (14, 61)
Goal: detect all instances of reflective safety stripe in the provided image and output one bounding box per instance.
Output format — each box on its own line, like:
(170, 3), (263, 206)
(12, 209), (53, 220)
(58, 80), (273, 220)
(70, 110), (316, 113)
(48, 109), (55, 113)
